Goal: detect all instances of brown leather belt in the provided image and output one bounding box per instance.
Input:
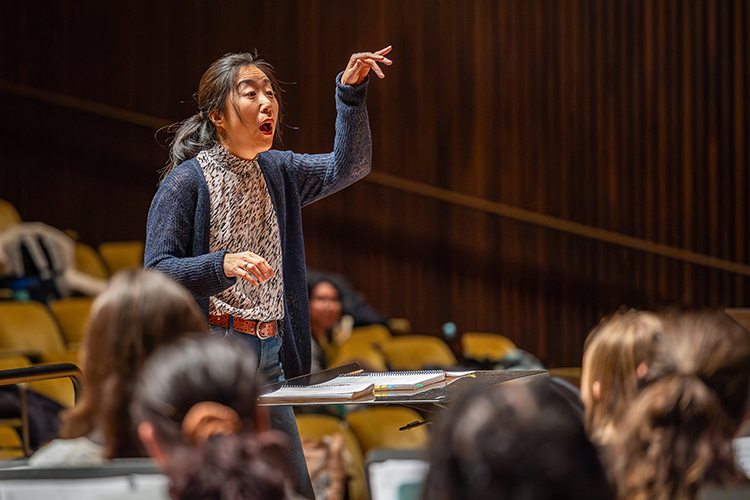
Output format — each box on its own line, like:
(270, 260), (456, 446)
(209, 314), (277, 339)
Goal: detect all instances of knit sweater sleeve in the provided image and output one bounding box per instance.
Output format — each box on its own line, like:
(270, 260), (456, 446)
(284, 73), (372, 207)
(144, 163), (236, 299)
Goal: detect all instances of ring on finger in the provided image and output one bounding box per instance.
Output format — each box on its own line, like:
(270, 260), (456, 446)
(244, 262), (250, 272)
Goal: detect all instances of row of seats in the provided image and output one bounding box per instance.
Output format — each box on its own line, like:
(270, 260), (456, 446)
(0, 299), (88, 458)
(0, 299), (88, 407)
(74, 240), (145, 280)
(329, 324), (518, 371)
(1, 197), (144, 281)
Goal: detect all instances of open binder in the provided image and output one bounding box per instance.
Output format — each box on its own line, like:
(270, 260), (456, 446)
(260, 368), (475, 404)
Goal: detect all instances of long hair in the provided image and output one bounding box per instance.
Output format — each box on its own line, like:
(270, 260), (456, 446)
(161, 51), (284, 180)
(580, 310), (664, 446)
(422, 377), (614, 500)
(60, 268), (208, 458)
(608, 311), (750, 500)
(131, 337), (294, 500)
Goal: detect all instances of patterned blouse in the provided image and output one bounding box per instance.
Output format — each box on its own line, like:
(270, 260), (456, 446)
(198, 143), (285, 322)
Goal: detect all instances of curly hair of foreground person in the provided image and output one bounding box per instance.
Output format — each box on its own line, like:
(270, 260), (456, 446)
(608, 311), (750, 500)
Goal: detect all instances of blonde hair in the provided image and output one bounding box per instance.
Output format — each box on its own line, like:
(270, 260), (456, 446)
(580, 310), (664, 446)
(609, 311), (750, 500)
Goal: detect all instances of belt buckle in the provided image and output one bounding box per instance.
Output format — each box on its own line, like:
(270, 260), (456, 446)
(256, 321), (274, 339)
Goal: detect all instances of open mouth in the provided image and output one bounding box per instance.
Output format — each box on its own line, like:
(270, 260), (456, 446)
(260, 121), (273, 134)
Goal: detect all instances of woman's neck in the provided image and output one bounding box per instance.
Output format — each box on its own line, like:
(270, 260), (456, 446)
(219, 137), (260, 162)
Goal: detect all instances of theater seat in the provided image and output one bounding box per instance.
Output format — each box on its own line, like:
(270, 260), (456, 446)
(0, 302), (69, 358)
(345, 406), (430, 454)
(74, 243), (109, 280)
(379, 335), (457, 370)
(461, 332), (516, 363)
(97, 241), (144, 275)
(295, 413), (367, 500)
(328, 343), (388, 372)
(0, 200), (21, 233)
(348, 324), (392, 348)
(49, 297), (94, 350)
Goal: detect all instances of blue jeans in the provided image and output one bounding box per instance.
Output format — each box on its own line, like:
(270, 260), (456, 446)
(210, 322), (315, 499)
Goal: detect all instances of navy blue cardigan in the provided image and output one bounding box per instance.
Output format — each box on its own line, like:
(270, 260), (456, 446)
(144, 75), (371, 378)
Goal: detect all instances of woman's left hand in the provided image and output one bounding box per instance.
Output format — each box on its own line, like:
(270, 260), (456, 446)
(341, 46), (393, 86)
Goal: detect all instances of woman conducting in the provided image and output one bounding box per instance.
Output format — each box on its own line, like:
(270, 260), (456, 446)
(145, 46), (392, 498)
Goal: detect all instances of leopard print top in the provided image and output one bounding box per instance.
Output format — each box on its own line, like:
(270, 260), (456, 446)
(198, 143), (285, 322)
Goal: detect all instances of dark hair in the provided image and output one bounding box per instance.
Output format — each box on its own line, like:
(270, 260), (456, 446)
(60, 268), (208, 458)
(161, 52), (284, 179)
(608, 311), (750, 500)
(307, 276), (343, 300)
(422, 376), (614, 500)
(132, 336), (294, 500)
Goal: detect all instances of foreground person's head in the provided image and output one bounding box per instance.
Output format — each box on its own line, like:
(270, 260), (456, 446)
(580, 310), (665, 446)
(422, 376), (614, 500)
(609, 311), (750, 500)
(132, 336), (295, 500)
(60, 268), (208, 458)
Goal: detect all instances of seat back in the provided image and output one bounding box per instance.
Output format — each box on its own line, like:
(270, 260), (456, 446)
(379, 335), (457, 371)
(461, 332), (516, 362)
(0, 200), (21, 233)
(49, 297), (94, 349)
(348, 324), (392, 348)
(74, 243), (109, 280)
(97, 241), (144, 275)
(345, 407), (430, 454)
(329, 344), (388, 372)
(0, 302), (67, 356)
(296, 413), (368, 500)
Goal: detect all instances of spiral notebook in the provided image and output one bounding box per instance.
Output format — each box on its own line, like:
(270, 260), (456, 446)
(259, 378), (375, 404)
(330, 370), (447, 392)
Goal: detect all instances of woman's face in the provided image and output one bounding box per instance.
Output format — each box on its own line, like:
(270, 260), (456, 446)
(214, 65), (279, 159)
(309, 282), (343, 333)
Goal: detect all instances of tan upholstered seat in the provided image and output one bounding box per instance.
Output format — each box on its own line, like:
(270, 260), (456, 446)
(345, 406), (430, 454)
(379, 335), (457, 370)
(461, 332), (517, 363)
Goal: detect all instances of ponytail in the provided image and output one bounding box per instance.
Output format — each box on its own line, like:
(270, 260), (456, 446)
(165, 431), (294, 500)
(161, 113), (218, 181)
(610, 374), (738, 500)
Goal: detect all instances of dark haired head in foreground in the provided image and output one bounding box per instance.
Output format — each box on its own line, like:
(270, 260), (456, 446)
(132, 336), (295, 500)
(60, 268), (208, 459)
(422, 376), (614, 500)
(608, 311), (750, 500)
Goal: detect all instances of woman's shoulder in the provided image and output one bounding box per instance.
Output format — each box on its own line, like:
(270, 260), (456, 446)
(27, 437), (105, 468)
(162, 158), (204, 184)
(258, 148), (294, 166)
(157, 158), (208, 200)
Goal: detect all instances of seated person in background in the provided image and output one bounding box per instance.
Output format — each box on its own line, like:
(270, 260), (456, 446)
(422, 376), (614, 500)
(132, 336), (301, 500)
(308, 277), (353, 372)
(29, 268), (208, 466)
(580, 310), (664, 447)
(307, 267), (388, 328)
(607, 311), (750, 500)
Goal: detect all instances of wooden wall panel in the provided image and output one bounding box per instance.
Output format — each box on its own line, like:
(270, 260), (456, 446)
(2, 0), (750, 367)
